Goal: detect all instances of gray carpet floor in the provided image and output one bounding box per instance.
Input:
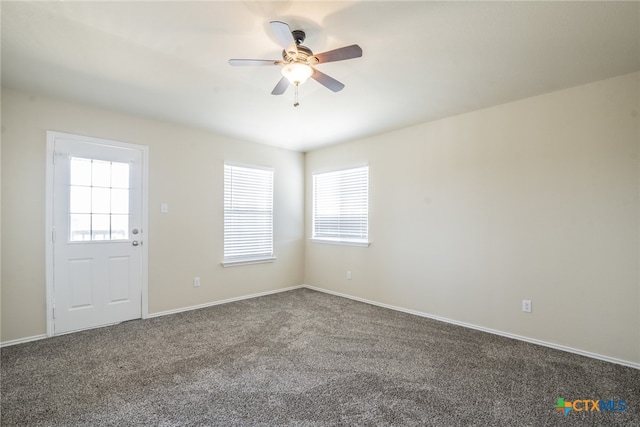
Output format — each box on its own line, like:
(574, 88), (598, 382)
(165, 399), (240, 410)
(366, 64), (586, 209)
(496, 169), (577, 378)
(1, 288), (638, 426)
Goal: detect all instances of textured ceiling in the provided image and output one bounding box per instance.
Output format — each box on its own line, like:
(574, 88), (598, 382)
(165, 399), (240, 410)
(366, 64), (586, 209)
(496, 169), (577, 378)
(2, 1), (639, 152)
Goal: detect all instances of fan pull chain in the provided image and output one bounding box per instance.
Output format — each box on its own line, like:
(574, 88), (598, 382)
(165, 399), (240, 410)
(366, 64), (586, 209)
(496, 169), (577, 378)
(294, 83), (300, 107)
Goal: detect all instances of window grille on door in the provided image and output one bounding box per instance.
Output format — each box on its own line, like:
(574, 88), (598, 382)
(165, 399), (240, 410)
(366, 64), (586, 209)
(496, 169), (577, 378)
(68, 157), (130, 241)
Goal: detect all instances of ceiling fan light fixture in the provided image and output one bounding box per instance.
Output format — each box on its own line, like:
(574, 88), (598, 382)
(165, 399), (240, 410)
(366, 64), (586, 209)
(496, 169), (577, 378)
(281, 62), (313, 85)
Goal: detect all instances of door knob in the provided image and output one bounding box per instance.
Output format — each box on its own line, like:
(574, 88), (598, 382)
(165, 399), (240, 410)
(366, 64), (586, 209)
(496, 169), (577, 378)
(132, 240), (140, 246)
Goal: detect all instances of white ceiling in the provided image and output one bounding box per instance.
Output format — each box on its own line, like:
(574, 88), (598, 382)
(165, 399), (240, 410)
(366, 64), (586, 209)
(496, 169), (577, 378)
(2, 1), (639, 152)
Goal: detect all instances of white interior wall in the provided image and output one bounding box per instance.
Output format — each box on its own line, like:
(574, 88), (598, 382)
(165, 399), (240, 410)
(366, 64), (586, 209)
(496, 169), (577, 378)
(305, 72), (640, 365)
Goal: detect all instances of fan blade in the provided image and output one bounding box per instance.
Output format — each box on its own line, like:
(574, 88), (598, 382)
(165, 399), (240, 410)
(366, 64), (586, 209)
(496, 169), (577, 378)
(270, 21), (297, 56)
(271, 77), (290, 95)
(313, 44), (362, 64)
(311, 69), (345, 92)
(229, 59), (283, 66)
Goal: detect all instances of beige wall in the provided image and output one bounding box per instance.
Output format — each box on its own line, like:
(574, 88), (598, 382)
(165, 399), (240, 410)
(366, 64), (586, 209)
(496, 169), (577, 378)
(1, 89), (305, 342)
(305, 72), (640, 364)
(3, 72), (639, 366)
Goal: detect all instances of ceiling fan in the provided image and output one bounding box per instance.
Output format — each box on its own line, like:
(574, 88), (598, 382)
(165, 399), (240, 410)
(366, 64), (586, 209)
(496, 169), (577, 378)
(229, 21), (363, 106)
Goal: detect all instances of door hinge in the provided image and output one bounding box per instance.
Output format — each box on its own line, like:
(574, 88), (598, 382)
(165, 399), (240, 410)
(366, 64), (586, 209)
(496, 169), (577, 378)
(52, 305), (56, 320)
(52, 228), (56, 243)
(52, 150), (56, 165)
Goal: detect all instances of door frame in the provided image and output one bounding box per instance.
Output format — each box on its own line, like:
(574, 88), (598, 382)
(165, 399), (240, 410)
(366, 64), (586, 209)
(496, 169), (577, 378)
(45, 131), (150, 337)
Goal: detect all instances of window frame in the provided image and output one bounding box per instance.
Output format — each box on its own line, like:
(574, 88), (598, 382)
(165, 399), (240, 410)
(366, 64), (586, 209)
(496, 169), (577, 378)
(222, 162), (276, 267)
(311, 165), (370, 247)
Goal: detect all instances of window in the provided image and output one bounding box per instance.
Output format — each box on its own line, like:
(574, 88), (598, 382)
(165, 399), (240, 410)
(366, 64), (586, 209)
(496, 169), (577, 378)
(68, 157), (130, 241)
(223, 163), (274, 266)
(312, 166), (369, 246)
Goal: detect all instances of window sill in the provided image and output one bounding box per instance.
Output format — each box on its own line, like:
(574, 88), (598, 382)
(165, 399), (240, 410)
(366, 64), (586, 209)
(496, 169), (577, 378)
(222, 257), (276, 267)
(310, 238), (370, 248)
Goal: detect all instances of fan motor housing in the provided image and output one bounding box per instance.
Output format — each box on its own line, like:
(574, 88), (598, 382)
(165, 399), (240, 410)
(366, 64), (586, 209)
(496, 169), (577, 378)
(282, 45), (317, 64)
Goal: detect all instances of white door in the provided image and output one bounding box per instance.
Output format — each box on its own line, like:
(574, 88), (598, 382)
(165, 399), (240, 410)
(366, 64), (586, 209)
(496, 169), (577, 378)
(51, 135), (145, 334)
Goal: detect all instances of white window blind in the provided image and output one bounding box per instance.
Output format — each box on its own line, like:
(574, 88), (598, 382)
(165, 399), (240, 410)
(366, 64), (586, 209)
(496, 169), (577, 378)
(224, 164), (274, 265)
(312, 166), (369, 245)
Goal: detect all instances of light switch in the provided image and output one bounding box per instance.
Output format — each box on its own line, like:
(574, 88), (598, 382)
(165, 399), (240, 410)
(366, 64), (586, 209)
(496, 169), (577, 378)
(161, 203), (168, 214)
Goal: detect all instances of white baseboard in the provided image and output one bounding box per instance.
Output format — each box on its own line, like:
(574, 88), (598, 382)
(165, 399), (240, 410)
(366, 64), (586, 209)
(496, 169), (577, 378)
(302, 285), (640, 370)
(0, 334), (48, 348)
(146, 285), (304, 319)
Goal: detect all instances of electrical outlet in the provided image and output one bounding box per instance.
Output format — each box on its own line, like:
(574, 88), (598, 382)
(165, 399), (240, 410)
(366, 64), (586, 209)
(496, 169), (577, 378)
(522, 299), (532, 313)
(194, 277), (201, 287)
(346, 270), (352, 280)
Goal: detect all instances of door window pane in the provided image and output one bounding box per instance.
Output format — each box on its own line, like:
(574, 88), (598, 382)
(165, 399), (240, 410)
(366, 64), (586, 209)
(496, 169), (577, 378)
(111, 162), (130, 188)
(111, 189), (129, 214)
(92, 160), (111, 187)
(70, 214), (91, 241)
(91, 214), (110, 240)
(111, 215), (129, 240)
(70, 157), (92, 186)
(70, 186), (91, 213)
(91, 187), (111, 214)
